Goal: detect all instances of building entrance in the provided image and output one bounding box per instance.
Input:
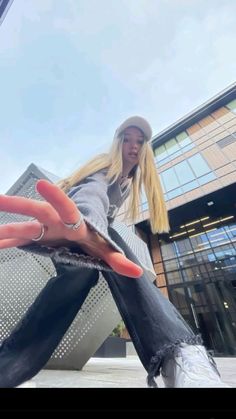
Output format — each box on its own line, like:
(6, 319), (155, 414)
(169, 278), (236, 356)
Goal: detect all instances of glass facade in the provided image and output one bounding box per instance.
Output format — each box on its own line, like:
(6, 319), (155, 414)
(160, 153), (216, 201)
(139, 95), (236, 356)
(140, 152), (216, 209)
(157, 218), (236, 355)
(153, 131), (194, 165)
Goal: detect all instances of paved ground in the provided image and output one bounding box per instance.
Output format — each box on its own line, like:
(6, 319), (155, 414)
(21, 356), (236, 388)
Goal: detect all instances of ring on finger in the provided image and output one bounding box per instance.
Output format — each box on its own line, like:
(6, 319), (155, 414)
(32, 223), (45, 241)
(63, 213), (84, 231)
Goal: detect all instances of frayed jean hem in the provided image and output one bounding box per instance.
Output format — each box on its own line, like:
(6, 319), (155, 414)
(146, 334), (203, 387)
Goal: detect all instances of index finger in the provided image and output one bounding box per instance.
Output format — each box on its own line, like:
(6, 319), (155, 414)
(36, 180), (80, 224)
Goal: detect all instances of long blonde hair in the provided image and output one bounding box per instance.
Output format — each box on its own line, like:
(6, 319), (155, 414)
(57, 132), (169, 234)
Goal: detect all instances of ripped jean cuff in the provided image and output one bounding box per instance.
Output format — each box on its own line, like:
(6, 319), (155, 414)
(147, 334), (203, 387)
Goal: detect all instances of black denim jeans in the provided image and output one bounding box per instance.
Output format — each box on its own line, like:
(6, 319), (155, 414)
(0, 230), (201, 388)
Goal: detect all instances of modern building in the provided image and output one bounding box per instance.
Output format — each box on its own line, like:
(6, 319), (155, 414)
(0, 0), (14, 26)
(118, 82), (236, 356)
(1, 83), (235, 359)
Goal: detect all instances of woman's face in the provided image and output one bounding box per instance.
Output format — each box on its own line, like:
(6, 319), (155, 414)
(122, 126), (144, 167)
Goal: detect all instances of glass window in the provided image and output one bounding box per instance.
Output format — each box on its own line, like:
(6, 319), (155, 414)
(188, 154), (211, 177)
(153, 131), (195, 166)
(206, 227), (236, 249)
(175, 161), (195, 184)
(165, 138), (180, 155)
(166, 270), (183, 285)
(153, 131), (193, 166)
(169, 287), (188, 310)
(176, 131), (192, 147)
(167, 188), (183, 199)
(175, 238), (193, 256)
(199, 264), (210, 280)
(198, 172), (216, 185)
(160, 153), (215, 197)
(180, 254), (198, 268)
(182, 180), (198, 192)
(156, 155), (171, 166)
(214, 245), (236, 259)
(183, 143), (195, 152)
(222, 256), (236, 274)
(160, 168), (179, 191)
(208, 253), (217, 262)
(226, 99), (236, 113)
(154, 144), (168, 161)
(225, 224), (236, 240)
(164, 259), (180, 272)
(182, 267), (201, 282)
(196, 248), (217, 263)
(161, 242), (176, 260)
(190, 232), (209, 250)
(170, 149), (183, 159)
(207, 227), (228, 244)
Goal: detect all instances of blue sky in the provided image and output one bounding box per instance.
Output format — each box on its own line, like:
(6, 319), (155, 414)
(0, 0), (236, 193)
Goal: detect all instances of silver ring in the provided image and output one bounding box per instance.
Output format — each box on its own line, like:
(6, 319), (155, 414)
(32, 224), (45, 241)
(63, 213), (84, 231)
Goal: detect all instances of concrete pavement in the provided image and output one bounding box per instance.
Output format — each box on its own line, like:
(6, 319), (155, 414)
(22, 355), (236, 388)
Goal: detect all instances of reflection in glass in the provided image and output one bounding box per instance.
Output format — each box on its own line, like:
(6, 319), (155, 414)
(176, 131), (192, 147)
(188, 153), (212, 177)
(153, 130), (193, 165)
(226, 99), (236, 113)
(175, 161), (195, 184)
(198, 172), (216, 185)
(165, 138), (180, 155)
(161, 167), (179, 191)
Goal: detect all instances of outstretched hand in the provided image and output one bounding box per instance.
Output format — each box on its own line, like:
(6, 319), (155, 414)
(0, 180), (143, 278)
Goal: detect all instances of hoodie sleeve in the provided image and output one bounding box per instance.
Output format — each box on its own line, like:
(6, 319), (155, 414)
(66, 170), (124, 255)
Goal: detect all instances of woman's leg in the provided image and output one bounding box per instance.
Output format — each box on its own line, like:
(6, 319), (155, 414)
(0, 264), (99, 388)
(102, 228), (203, 386)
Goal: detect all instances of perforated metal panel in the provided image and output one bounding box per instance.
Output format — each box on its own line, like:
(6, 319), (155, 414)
(0, 165), (57, 343)
(45, 274), (122, 370)
(0, 164), (155, 370)
(0, 249), (55, 340)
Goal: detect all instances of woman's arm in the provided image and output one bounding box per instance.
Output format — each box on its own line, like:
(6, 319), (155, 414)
(0, 179), (142, 278)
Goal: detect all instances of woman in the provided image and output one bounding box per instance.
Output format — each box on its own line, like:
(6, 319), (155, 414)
(0, 116), (229, 388)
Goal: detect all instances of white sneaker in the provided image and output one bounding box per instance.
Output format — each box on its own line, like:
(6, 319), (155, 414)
(161, 344), (230, 388)
(16, 380), (37, 388)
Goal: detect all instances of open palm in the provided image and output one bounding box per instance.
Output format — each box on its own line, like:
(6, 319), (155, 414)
(0, 180), (143, 278)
